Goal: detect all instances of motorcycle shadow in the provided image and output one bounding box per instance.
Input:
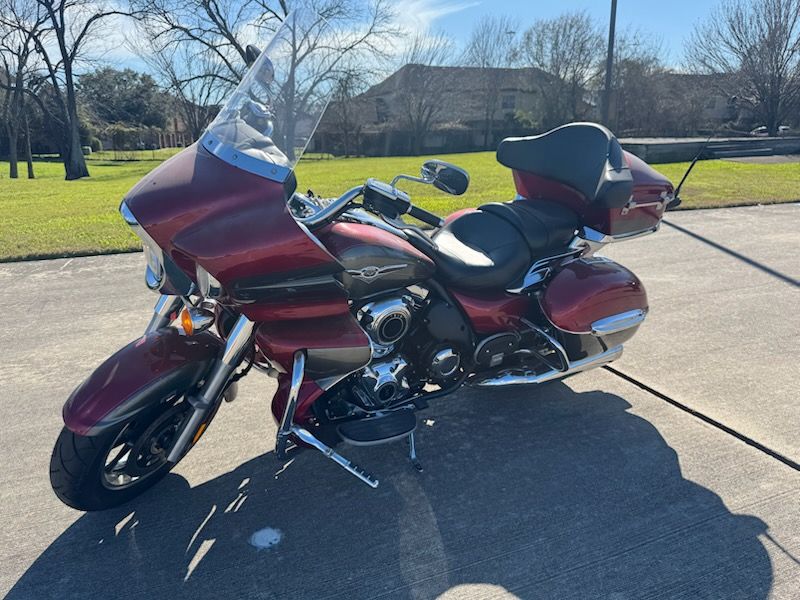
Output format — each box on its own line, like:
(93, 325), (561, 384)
(8, 382), (771, 599)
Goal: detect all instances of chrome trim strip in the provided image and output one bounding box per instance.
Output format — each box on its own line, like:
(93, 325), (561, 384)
(470, 344), (623, 387)
(507, 248), (582, 293)
(275, 351), (305, 459)
(200, 130), (292, 183)
(590, 309), (647, 336)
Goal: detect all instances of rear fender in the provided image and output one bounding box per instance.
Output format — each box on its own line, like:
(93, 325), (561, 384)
(63, 328), (223, 436)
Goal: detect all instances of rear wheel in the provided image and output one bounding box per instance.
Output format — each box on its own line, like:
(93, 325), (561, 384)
(50, 399), (196, 511)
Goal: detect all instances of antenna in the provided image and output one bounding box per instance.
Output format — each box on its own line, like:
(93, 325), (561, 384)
(670, 134), (713, 210)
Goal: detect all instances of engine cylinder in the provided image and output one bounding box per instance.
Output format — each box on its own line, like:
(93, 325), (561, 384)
(358, 296), (413, 346)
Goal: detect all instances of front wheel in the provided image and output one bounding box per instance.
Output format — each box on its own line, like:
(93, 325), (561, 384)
(50, 400), (195, 511)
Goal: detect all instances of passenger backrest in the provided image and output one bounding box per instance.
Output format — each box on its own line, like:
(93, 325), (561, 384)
(497, 122), (633, 209)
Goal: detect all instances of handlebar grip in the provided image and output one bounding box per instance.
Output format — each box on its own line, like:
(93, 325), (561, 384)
(407, 204), (444, 228)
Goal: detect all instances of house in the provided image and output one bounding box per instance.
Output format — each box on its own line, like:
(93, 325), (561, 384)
(314, 64), (559, 156)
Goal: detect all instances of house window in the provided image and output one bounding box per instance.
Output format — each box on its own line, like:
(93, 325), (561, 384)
(501, 94), (516, 110)
(375, 98), (389, 123)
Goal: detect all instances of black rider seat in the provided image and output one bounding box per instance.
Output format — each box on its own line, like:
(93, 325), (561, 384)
(432, 200), (579, 291)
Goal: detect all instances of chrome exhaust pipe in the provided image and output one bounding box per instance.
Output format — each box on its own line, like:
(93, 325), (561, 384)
(470, 345), (623, 388)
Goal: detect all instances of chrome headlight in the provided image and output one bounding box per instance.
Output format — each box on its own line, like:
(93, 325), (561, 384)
(120, 200), (195, 295)
(143, 244), (164, 290)
(196, 264), (223, 298)
(120, 201), (168, 292)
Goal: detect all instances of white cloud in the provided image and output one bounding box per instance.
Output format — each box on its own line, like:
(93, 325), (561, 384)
(393, 0), (481, 36)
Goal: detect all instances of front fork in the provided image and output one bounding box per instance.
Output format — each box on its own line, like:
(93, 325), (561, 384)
(146, 294), (183, 333)
(147, 295), (380, 486)
(144, 295), (255, 463)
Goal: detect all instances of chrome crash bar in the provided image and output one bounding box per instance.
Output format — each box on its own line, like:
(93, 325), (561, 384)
(275, 350), (379, 488)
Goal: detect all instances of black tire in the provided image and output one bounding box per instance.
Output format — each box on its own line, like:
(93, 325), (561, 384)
(49, 401), (199, 511)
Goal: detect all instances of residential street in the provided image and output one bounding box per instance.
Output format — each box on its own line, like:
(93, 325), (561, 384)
(1, 204), (798, 599)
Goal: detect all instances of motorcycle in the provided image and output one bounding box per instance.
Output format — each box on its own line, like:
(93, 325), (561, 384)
(50, 12), (676, 511)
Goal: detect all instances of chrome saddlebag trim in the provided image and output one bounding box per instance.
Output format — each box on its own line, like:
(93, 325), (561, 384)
(590, 309), (647, 336)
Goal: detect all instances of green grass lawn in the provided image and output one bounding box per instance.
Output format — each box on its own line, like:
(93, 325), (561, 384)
(1, 151), (798, 261)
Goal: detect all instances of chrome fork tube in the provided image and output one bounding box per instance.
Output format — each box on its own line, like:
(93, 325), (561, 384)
(275, 351), (305, 459)
(146, 294), (183, 333)
(167, 314), (255, 462)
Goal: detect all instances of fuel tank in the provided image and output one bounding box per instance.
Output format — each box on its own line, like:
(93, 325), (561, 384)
(317, 222), (436, 299)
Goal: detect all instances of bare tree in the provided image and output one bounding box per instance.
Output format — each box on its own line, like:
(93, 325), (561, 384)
(518, 10), (604, 128)
(32, 0), (139, 179)
(134, 38), (229, 141)
(4, 0), (137, 179)
(0, 0), (47, 178)
(326, 65), (371, 156)
(687, 0), (800, 135)
(134, 0), (396, 160)
(606, 29), (665, 133)
(394, 32), (454, 155)
(462, 15), (517, 149)
(132, 0), (284, 86)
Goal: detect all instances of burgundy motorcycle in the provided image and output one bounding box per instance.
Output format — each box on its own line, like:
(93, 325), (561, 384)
(50, 15), (676, 511)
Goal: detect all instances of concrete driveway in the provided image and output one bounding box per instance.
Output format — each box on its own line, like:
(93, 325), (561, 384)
(1, 204), (798, 599)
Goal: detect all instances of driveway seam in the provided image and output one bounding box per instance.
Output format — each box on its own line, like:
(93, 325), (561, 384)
(604, 366), (800, 472)
(662, 219), (800, 288)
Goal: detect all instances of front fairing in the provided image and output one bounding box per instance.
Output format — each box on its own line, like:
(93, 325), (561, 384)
(123, 10), (345, 305)
(124, 143), (342, 312)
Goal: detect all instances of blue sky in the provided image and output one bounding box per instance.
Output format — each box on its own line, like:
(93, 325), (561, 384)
(411, 0), (721, 66)
(106, 0), (721, 73)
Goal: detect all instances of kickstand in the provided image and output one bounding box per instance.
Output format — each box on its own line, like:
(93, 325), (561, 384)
(408, 432), (423, 472)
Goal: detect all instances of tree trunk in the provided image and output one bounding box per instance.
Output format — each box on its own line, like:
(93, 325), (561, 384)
(63, 118), (89, 180)
(412, 131), (422, 155)
(62, 65), (90, 180)
(342, 127), (351, 157)
(24, 111), (34, 179)
(6, 124), (19, 179)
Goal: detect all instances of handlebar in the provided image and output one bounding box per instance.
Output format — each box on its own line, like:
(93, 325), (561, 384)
(296, 180), (444, 231)
(296, 185), (363, 228)
(407, 204), (444, 228)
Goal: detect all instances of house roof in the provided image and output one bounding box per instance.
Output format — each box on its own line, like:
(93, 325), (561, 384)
(359, 64), (555, 99)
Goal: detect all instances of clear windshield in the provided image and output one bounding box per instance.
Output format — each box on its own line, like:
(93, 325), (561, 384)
(203, 10), (337, 182)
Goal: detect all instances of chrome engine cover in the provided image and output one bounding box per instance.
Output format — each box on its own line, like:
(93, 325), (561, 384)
(357, 356), (411, 407)
(357, 295), (414, 347)
(429, 347), (461, 381)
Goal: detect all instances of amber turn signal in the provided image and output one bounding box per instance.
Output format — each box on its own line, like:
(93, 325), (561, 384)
(180, 307), (215, 335)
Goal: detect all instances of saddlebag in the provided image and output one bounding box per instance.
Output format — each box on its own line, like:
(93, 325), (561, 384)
(540, 257), (648, 360)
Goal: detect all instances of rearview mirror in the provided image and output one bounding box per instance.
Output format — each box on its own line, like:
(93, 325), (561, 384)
(421, 160), (469, 196)
(245, 45), (262, 66)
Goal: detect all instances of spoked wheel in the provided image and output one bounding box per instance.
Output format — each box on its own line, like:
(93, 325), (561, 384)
(101, 402), (189, 490)
(50, 397), (197, 511)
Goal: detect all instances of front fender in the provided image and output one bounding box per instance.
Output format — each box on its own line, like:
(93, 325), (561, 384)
(63, 328), (223, 436)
